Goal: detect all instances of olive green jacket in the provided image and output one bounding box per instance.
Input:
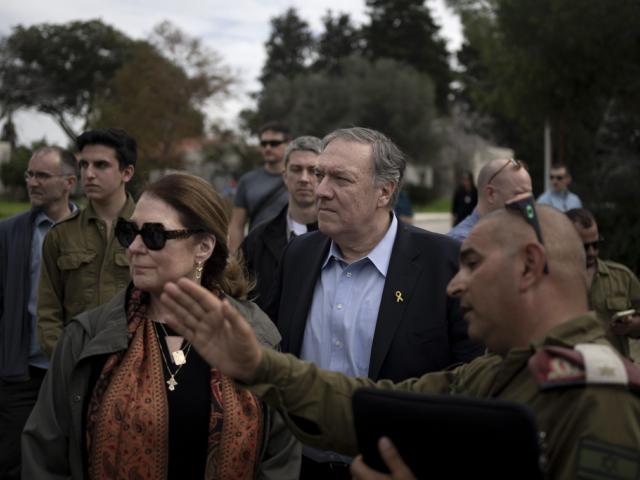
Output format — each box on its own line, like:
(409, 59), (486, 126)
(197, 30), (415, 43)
(23, 287), (301, 479)
(249, 314), (640, 479)
(37, 195), (135, 357)
(590, 258), (640, 357)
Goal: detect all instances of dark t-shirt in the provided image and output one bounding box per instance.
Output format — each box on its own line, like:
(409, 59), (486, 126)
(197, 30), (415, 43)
(234, 168), (289, 229)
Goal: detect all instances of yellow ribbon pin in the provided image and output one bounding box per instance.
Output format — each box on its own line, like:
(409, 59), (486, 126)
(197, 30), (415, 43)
(395, 291), (404, 303)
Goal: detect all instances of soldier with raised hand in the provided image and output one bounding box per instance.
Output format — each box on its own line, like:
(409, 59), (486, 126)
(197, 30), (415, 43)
(160, 201), (640, 479)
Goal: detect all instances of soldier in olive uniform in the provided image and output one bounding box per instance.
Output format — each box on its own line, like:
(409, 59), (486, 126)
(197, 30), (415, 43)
(38, 128), (136, 357)
(567, 208), (640, 360)
(161, 202), (640, 479)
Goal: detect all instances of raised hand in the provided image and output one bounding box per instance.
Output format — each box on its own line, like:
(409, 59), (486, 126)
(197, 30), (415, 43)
(160, 277), (263, 382)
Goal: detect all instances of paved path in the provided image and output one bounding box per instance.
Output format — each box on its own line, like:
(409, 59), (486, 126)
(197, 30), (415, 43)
(413, 212), (452, 235)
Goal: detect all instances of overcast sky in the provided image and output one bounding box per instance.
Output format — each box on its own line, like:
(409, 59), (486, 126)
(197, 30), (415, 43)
(1, 0), (463, 145)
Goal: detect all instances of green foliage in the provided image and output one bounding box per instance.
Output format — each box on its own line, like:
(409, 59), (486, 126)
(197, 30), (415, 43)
(313, 12), (361, 74)
(362, 0), (452, 112)
(448, 0), (640, 272)
(260, 8), (314, 84)
(247, 56), (439, 164)
(92, 41), (205, 177)
(0, 20), (134, 139)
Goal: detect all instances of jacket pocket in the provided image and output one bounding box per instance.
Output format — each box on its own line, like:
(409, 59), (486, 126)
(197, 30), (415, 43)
(606, 296), (631, 312)
(57, 252), (96, 270)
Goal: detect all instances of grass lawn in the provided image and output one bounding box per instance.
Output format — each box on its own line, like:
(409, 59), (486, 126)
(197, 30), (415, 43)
(0, 200), (30, 219)
(414, 197), (451, 213)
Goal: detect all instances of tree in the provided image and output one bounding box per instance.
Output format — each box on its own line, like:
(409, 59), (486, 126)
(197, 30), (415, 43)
(148, 20), (233, 104)
(313, 11), (361, 74)
(247, 56), (439, 165)
(0, 20), (133, 140)
(91, 42), (205, 177)
(260, 8), (314, 84)
(362, 0), (452, 112)
(0, 140), (46, 200)
(448, 0), (640, 271)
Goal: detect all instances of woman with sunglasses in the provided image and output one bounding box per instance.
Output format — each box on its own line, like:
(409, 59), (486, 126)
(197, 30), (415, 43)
(23, 173), (301, 479)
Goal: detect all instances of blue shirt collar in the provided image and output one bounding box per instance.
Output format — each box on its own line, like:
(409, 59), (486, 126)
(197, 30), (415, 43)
(33, 202), (78, 227)
(322, 213), (398, 277)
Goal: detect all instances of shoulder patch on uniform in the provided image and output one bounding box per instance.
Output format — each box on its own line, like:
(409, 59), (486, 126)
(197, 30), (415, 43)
(576, 437), (640, 479)
(528, 344), (640, 392)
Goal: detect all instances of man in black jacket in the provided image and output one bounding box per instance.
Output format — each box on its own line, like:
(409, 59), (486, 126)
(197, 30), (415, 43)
(241, 136), (322, 309)
(0, 146), (77, 479)
(264, 127), (482, 478)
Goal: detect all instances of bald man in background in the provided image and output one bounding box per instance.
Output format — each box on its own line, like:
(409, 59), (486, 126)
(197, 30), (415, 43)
(448, 158), (532, 242)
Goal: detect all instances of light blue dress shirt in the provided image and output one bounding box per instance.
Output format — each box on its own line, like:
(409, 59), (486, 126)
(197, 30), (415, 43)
(300, 214), (398, 377)
(447, 208), (480, 243)
(537, 190), (582, 212)
(28, 205), (77, 368)
(300, 214), (398, 464)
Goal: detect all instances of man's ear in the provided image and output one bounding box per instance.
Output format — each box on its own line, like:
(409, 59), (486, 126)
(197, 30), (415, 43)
(196, 234), (216, 264)
(121, 165), (135, 183)
(377, 181), (396, 208)
(484, 184), (496, 205)
(520, 242), (547, 291)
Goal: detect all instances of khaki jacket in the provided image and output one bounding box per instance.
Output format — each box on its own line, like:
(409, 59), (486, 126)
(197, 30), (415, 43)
(249, 314), (640, 479)
(589, 258), (640, 357)
(37, 195), (135, 357)
(23, 287), (301, 479)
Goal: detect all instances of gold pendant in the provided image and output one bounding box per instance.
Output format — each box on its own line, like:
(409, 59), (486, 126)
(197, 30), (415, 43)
(172, 350), (186, 365)
(167, 376), (178, 391)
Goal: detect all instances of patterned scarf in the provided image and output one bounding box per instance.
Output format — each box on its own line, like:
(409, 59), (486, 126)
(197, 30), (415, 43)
(86, 288), (264, 479)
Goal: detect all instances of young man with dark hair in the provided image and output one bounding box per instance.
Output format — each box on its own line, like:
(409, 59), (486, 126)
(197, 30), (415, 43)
(38, 128), (136, 357)
(0, 146), (77, 479)
(228, 122), (291, 252)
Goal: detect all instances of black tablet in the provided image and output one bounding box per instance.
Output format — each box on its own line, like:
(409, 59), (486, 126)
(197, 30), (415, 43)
(352, 388), (543, 479)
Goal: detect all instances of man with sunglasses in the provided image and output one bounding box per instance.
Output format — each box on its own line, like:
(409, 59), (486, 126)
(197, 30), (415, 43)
(566, 208), (640, 360)
(229, 122), (291, 253)
(448, 157), (532, 242)
(37, 128), (136, 358)
(0, 146), (77, 479)
(537, 163), (582, 212)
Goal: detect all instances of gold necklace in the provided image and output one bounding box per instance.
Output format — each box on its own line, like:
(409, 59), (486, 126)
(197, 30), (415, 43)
(152, 321), (192, 391)
(156, 321), (188, 365)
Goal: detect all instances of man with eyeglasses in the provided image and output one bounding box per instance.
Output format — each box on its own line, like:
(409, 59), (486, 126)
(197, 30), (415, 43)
(37, 128), (136, 358)
(448, 157), (532, 242)
(160, 202), (640, 480)
(228, 122), (291, 252)
(537, 163), (582, 212)
(0, 146), (77, 479)
(566, 208), (640, 360)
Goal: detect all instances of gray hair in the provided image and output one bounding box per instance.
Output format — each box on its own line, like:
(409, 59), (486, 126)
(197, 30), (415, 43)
(32, 146), (77, 177)
(284, 135), (323, 167)
(322, 127), (406, 206)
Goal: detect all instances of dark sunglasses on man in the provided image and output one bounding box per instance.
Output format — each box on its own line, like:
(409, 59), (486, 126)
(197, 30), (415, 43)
(115, 219), (204, 251)
(260, 140), (285, 148)
(487, 158), (527, 185)
(505, 195), (549, 274)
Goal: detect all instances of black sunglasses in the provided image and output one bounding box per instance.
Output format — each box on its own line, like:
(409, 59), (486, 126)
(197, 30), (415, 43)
(549, 175), (565, 181)
(115, 219), (204, 251)
(584, 238), (603, 252)
(260, 140), (285, 148)
(505, 196), (549, 274)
